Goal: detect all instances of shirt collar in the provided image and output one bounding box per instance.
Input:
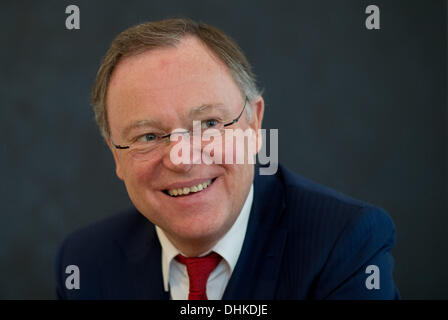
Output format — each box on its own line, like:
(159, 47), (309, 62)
(156, 183), (254, 292)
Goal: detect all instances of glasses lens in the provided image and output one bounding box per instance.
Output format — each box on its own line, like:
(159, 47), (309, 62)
(129, 141), (161, 160)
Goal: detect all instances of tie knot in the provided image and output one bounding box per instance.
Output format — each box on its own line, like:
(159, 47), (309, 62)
(175, 252), (222, 300)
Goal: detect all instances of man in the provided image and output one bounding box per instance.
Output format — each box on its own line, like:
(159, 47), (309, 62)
(55, 18), (400, 299)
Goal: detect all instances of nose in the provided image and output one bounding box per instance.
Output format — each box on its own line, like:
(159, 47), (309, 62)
(161, 132), (200, 173)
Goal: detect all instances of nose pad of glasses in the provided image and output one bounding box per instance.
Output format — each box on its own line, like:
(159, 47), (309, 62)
(170, 128), (190, 139)
(166, 128), (196, 166)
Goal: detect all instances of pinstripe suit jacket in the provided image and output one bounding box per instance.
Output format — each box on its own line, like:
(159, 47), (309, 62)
(56, 164), (400, 299)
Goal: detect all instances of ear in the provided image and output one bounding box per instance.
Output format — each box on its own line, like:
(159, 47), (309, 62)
(247, 96), (265, 153)
(106, 138), (125, 181)
(248, 96), (264, 130)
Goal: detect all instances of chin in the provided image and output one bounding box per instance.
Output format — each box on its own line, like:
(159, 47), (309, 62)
(170, 207), (230, 239)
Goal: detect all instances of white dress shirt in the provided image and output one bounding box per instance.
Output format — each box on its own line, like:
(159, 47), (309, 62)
(156, 184), (254, 300)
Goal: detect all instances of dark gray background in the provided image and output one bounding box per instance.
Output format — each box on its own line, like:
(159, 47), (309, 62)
(0, 0), (446, 299)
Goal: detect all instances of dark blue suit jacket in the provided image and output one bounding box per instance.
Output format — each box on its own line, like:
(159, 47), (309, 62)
(55, 164), (400, 299)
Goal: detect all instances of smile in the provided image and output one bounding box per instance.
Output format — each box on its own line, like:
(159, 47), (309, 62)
(164, 178), (217, 197)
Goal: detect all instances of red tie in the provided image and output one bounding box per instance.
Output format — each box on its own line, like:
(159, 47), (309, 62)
(175, 252), (222, 300)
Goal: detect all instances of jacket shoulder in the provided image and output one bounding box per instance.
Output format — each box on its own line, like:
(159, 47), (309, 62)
(276, 164), (393, 225)
(55, 208), (154, 299)
(59, 208), (148, 257)
(270, 165), (398, 298)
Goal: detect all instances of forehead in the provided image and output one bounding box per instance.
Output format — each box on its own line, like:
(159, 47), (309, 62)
(106, 36), (242, 133)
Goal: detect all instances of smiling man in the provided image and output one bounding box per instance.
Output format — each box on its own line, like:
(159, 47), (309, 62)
(55, 18), (400, 299)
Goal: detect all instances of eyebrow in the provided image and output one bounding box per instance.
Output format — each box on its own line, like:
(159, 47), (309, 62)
(121, 119), (163, 139)
(188, 103), (230, 117)
(121, 103), (231, 138)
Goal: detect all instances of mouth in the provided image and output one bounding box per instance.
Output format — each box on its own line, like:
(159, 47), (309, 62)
(162, 178), (217, 197)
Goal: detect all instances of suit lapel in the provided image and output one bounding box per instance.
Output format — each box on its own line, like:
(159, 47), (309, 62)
(223, 167), (288, 299)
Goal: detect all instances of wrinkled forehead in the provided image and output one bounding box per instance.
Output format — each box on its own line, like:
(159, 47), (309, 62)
(106, 36), (243, 136)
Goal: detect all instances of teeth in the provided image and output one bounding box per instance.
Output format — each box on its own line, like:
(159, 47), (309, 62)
(166, 179), (213, 197)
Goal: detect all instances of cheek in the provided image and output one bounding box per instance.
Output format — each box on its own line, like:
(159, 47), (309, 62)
(222, 130), (257, 164)
(122, 158), (157, 189)
(198, 128), (257, 165)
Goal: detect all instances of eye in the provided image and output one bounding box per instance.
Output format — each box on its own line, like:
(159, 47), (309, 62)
(202, 119), (219, 129)
(136, 133), (158, 143)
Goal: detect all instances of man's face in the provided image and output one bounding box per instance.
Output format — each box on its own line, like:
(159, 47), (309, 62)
(106, 36), (264, 252)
